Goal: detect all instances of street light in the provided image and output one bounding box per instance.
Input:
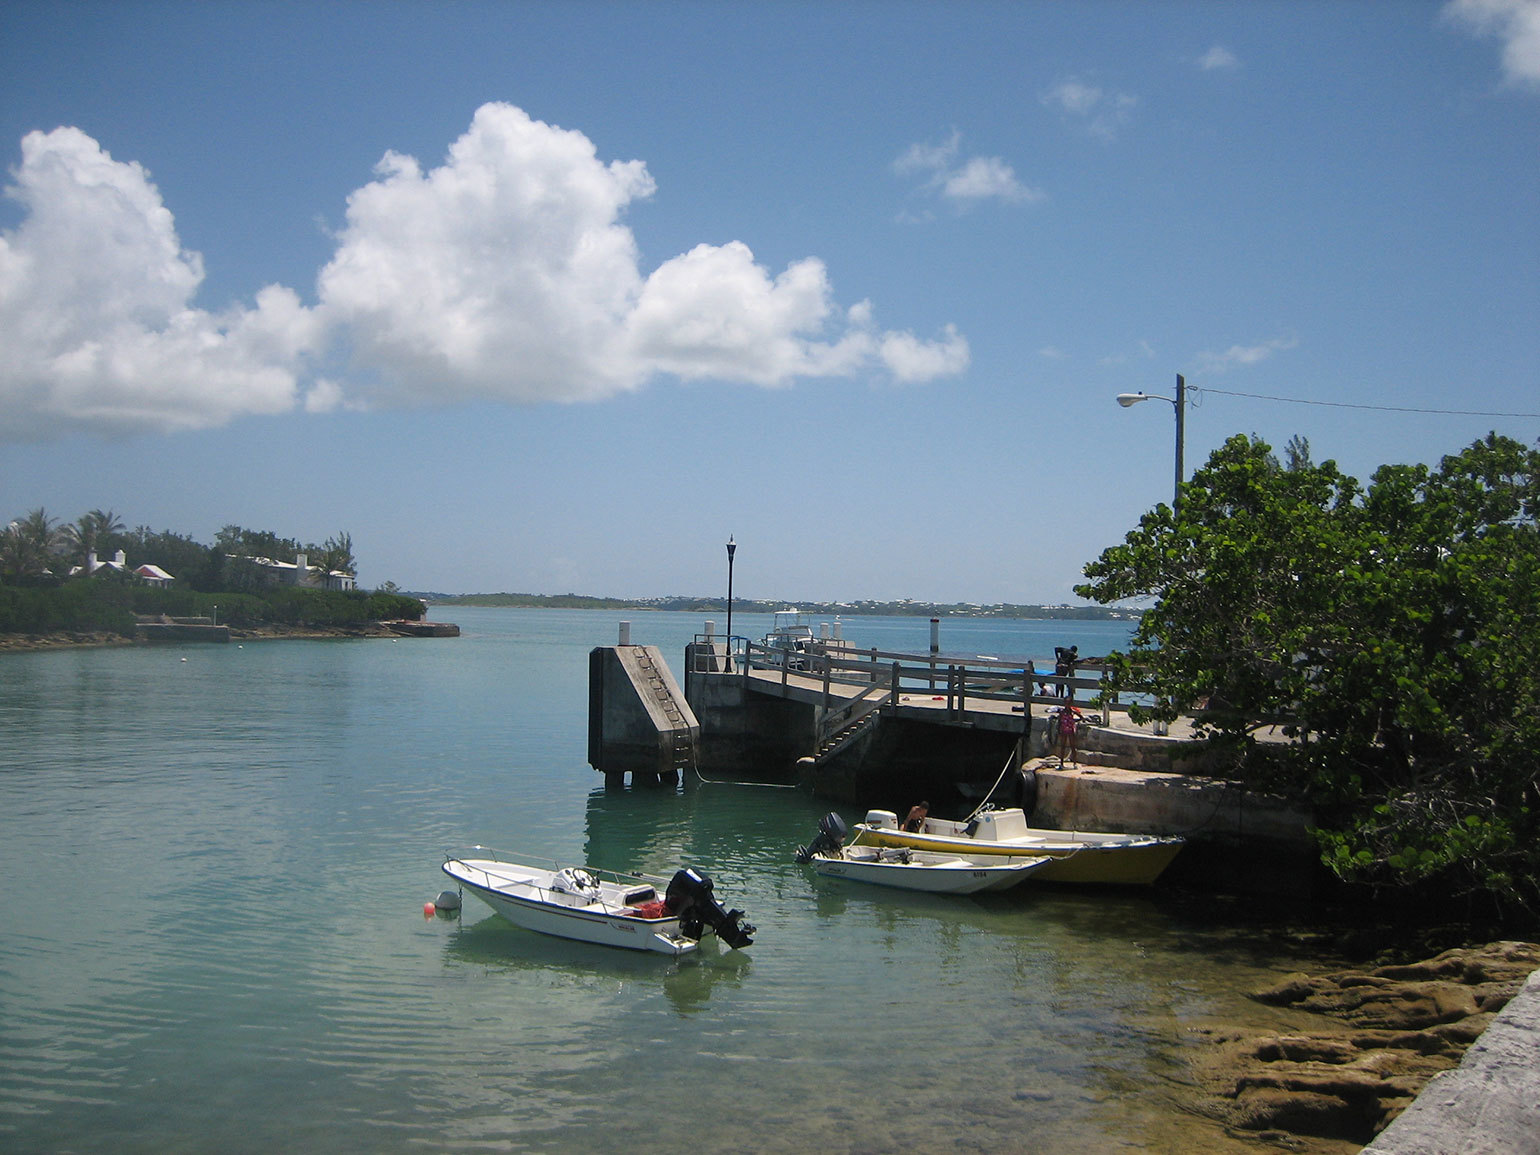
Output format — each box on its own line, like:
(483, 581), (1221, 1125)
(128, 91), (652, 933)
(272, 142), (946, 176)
(725, 536), (736, 642)
(1116, 373), (1186, 510)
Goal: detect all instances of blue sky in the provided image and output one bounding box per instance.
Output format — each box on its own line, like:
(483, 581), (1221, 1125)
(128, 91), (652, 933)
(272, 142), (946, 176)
(2, 0), (1536, 603)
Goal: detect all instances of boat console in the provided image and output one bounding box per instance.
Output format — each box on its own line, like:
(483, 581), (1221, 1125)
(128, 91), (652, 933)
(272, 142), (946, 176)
(862, 807), (1032, 841)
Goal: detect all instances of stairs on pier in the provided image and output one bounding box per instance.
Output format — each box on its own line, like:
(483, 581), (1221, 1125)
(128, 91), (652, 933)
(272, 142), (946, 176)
(811, 686), (892, 765)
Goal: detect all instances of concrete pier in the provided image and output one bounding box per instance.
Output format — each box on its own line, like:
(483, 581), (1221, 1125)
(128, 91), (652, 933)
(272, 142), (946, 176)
(1030, 760), (1318, 895)
(588, 643), (700, 785)
(135, 619), (230, 643)
(1362, 967), (1540, 1155)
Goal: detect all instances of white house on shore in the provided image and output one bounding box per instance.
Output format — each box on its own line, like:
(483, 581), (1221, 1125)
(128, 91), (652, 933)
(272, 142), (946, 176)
(66, 548), (353, 591)
(244, 552), (356, 591)
(70, 549), (175, 586)
(71, 549), (129, 577)
(135, 563), (175, 587)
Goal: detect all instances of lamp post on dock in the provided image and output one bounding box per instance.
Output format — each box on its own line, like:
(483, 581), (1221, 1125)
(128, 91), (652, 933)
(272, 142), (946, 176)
(725, 536), (736, 642)
(1116, 373), (1186, 511)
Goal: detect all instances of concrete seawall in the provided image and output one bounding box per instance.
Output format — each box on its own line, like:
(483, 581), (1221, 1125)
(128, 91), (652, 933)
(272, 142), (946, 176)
(135, 622), (230, 643)
(1362, 967), (1540, 1154)
(1030, 761), (1320, 895)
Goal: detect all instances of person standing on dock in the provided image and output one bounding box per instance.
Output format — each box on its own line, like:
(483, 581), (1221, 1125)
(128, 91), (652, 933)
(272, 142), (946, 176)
(1053, 695), (1082, 766)
(1053, 646), (1079, 697)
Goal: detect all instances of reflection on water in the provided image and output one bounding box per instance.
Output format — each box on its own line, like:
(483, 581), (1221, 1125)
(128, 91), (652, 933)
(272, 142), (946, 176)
(1, 609), (1356, 1154)
(443, 909), (755, 1017)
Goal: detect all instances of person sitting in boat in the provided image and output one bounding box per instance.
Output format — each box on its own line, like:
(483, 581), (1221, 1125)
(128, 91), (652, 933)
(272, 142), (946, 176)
(904, 801), (929, 832)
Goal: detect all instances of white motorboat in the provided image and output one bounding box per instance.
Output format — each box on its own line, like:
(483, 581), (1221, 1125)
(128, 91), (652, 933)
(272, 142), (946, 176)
(759, 608), (817, 669)
(849, 807), (1184, 886)
(795, 813), (1060, 894)
(441, 848), (756, 956)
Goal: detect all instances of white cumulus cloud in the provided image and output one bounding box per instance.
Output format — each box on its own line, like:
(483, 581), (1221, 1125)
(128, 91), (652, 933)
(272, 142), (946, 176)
(1042, 79), (1139, 141)
(894, 130), (1042, 207)
(0, 127), (316, 440)
(1198, 45), (1241, 71)
(0, 104), (969, 441)
(626, 242), (862, 385)
(315, 103), (654, 404)
(880, 325), (970, 383)
(1445, 0), (1540, 89)
(1193, 336), (1299, 374)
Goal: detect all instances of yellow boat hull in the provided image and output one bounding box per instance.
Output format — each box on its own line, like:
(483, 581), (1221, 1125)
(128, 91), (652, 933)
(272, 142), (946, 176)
(849, 827), (1183, 886)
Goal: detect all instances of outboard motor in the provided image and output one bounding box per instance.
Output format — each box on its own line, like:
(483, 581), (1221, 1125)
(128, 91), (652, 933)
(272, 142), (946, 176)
(795, 811), (849, 864)
(664, 867), (756, 949)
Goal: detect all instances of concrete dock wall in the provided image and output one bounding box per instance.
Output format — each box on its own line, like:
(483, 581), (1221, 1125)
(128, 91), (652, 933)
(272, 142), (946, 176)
(1033, 763), (1313, 847)
(1361, 967), (1540, 1155)
(135, 622), (230, 643)
(587, 645), (700, 784)
(1033, 762), (1320, 895)
(684, 656), (817, 779)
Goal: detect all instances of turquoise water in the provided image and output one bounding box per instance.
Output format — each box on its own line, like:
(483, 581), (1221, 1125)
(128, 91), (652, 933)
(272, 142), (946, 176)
(0, 608), (1349, 1154)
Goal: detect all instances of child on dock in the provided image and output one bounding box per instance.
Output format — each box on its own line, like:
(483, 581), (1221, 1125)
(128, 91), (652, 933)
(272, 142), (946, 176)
(1053, 696), (1082, 766)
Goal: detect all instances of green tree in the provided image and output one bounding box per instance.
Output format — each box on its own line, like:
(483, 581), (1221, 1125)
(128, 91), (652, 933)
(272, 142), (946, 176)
(1076, 433), (1540, 916)
(1, 508), (66, 582)
(214, 525), (303, 563)
(61, 508), (127, 569)
(311, 531), (355, 583)
(126, 526), (223, 588)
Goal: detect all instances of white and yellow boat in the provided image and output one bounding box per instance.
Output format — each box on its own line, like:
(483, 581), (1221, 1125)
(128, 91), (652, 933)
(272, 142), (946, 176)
(849, 807), (1183, 886)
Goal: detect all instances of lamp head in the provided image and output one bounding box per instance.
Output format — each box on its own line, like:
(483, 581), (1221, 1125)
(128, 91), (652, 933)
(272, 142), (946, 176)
(726, 536), (736, 560)
(1116, 393), (1147, 408)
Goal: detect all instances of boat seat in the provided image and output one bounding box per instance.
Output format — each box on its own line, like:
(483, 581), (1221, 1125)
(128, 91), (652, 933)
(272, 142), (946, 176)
(622, 886), (657, 905)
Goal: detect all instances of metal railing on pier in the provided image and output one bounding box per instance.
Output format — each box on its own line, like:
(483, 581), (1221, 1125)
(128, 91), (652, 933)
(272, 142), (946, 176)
(690, 634), (1131, 725)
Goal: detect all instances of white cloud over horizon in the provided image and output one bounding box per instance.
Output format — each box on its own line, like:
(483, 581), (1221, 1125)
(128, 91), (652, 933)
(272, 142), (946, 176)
(0, 127), (313, 440)
(0, 103), (969, 442)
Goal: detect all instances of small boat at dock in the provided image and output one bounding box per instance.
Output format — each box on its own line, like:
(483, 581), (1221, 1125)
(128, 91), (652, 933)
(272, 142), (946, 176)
(758, 608), (819, 669)
(441, 848), (756, 956)
(849, 807), (1183, 886)
(796, 813), (1058, 894)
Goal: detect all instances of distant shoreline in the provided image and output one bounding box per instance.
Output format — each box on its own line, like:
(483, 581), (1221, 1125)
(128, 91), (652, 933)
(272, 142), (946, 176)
(416, 593), (1139, 620)
(2, 600), (1135, 654)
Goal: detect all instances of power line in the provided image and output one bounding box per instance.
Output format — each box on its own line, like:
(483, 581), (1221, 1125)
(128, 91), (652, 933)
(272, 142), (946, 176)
(1198, 387), (1540, 420)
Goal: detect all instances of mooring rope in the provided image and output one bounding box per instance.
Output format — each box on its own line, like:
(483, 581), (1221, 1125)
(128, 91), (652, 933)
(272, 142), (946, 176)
(964, 745), (1021, 821)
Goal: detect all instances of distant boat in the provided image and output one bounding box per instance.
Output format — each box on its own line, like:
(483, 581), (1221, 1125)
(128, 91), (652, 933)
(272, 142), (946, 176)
(796, 813), (1058, 894)
(849, 807), (1183, 886)
(758, 608), (818, 669)
(442, 848), (756, 956)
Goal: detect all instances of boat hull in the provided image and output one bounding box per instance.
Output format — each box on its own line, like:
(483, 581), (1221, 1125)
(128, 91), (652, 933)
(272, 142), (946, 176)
(443, 856), (700, 956)
(849, 826), (1183, 886)
(809, 848), (1053, 894)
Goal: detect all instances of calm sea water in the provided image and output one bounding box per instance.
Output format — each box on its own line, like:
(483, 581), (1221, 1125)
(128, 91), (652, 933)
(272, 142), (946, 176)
(0, 608), (1354, 1154)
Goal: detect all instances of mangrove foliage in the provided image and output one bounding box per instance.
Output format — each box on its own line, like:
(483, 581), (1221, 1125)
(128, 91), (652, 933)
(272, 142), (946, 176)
(1077, 432), (1540, 920)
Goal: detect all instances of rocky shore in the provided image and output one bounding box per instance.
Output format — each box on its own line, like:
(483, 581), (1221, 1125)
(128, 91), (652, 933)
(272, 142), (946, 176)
(0, 630), (138, 653)
(1184, 940), (1540, 1149)
(0, 620), (448, 653)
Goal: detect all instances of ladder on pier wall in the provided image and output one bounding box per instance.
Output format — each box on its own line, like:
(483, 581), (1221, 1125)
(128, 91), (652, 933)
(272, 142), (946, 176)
(588, 645), (701, 784)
